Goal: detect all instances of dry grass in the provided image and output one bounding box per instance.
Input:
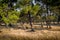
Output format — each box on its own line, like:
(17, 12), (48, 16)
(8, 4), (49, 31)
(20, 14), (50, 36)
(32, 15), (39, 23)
(49, 26), (60, 31)
(0, 26), (60, 40)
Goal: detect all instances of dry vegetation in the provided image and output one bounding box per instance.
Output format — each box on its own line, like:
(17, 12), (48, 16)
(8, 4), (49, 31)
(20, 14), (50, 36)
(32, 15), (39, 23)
(0, 25), (60, 40)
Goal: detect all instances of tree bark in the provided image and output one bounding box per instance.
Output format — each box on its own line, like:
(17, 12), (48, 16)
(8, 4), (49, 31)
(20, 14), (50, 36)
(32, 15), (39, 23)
(46, 5), (49, 28)
(28, 12), (32, 29)
(5, 23), (9, 28)
(28, 11), (34, 31)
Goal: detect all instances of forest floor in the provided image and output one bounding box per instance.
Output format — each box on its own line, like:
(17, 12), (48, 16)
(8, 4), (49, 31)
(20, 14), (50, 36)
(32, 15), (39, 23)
(0, 25), (60, 40)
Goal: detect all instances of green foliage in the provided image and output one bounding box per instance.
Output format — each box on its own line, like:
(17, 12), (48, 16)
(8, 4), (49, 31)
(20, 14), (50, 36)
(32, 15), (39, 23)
(42, 0), (60, 6)
(0, 4), (20, 25)
(0, 1), (21, 25)
(8, 14), (19, 24)
(21, 4), (40, 16)
(2, 16), (10, 24)
(50, 6), (60, 15)
(31, 5), (40, 16)
(47, 15), (57, 21)
(19, 0), (31, 6)
(8, 10), (20, 24)
(21, 5), (31, 14)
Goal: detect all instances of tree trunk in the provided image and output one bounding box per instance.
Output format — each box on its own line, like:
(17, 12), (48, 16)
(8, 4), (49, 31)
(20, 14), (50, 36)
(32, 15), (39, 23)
(46, 5), (48, 28)
(5, 23), (9, 28)
(41, 22), (43, 28)
(28, 11), (34, 31)
(57, 15), (60, 24)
